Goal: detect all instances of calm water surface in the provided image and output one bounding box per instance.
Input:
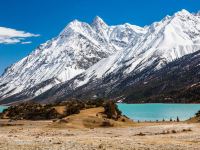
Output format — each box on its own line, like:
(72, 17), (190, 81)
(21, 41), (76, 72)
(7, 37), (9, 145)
(0, 106), (8, 113)
(117, 103), (200, 121)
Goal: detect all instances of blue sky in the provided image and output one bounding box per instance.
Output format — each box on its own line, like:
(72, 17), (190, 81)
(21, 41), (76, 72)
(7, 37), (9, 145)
(0, 0), (199, 75)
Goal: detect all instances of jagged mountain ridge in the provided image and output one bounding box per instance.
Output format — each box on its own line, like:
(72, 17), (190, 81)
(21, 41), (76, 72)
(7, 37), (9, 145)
(0, 16), (145, 100)
(1, 9), (200, 104)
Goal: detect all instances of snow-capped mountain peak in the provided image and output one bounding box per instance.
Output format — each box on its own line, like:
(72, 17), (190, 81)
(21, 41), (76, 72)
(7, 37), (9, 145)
(91, 16), (108, 29)
(91, 16), (109, 41)
(1, 9), (200, 104)
(71, 9), (200, 87)
(0, 16), (144, 100)
(59, 19), (92, 37)
(174, 9), (190, 16)
(196, 11), (200, 16)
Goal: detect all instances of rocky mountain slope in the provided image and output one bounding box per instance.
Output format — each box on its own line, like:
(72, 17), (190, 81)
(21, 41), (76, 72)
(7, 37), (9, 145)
(0, 16), (145, 101)
(24, 49), (198, 104)
(1, 9), (200, 104)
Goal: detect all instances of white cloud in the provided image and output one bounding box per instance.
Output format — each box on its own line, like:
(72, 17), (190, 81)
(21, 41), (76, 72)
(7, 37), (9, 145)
(21, 41), (32, 44)
(0, 26), (40, 44)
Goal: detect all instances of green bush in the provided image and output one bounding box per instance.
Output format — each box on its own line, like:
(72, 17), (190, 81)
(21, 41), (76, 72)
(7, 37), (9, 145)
(3, 103), (59, 120)
(1, 99), (122, 120)
(195, 110), (200, 117)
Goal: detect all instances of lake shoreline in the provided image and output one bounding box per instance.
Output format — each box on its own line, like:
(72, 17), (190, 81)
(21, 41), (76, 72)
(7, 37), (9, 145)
(2, 103), (200, 121)
(118, 103), (200, 122)
(0, 102), (200, 149)
(118, 102), (200, 104)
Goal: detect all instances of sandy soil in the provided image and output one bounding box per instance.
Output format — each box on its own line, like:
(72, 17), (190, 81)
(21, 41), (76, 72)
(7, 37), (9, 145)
(0, 119), (200, 150)
(52, 107), (134, 128)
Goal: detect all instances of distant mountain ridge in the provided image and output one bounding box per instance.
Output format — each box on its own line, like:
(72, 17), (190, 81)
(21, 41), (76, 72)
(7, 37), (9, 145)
(1, 9), (200, 104)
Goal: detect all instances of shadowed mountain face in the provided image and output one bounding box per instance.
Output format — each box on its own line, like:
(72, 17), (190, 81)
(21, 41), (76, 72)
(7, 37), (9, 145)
(119, 50), (200, 103)
(1, 49), (199, 105)
(1, 10), (200, 104)
(29, 50), (199, 104)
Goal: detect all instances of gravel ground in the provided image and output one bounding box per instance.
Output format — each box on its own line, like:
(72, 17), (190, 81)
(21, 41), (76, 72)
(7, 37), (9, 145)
(0, 120), (199, 150)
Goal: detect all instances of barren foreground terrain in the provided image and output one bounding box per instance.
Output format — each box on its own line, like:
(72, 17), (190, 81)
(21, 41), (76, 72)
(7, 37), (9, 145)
(0, 119), (199, 150)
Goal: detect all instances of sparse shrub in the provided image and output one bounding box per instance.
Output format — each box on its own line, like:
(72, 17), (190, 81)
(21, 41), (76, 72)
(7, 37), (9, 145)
(1, 99), (123, 121)
(58, 119), (69, 123)
(176, 116), (180, 122)
(195, 110), (200, 117)
(103, 101), (122, 120)
(0, 113), (3, 119)
(137, 132), (145, 136)
(182, 128), (192, 132)
(2, 102), (59, 120)
(161, 131), (167, 134)
(171, 130), (177, 133)
(52, 119), (58, 122)
(94, 98), (104, 107)
(166, 130), (170, 134)
(182, 129), (187, 132)
(64, 103), (80, 116)
(101, 120), (113, 127)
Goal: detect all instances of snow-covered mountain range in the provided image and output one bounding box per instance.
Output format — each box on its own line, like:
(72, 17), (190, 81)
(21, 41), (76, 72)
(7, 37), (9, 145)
(0, 16), (144, 99)
(0, 9), (200, 104)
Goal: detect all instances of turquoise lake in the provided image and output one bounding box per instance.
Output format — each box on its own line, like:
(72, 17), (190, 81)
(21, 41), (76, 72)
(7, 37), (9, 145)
(117, 103), (200, 121)
(0, 106), (8, 113)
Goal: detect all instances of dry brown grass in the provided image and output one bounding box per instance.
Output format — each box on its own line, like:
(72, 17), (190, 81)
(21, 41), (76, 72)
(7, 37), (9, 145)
(51, 107), (135, 129)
